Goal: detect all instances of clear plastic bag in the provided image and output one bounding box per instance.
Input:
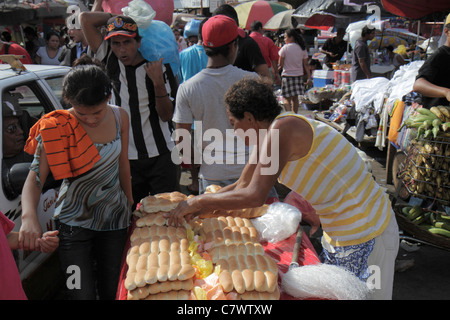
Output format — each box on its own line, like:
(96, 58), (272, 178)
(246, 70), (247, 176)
(282, 264), (372, 300)
(102, 0), (173, 26)
(122, 0), (156, 30)
(252, 202), (302, 243)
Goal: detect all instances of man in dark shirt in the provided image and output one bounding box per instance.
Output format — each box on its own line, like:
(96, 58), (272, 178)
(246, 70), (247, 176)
(212, 4), (271, 82)
(350, 26), (375, 83)
(321, 28), (348, 68)
(413, 14), (450, 109)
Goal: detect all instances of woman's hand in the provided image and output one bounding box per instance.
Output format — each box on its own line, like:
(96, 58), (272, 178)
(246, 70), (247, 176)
(18, 213), (42, 251)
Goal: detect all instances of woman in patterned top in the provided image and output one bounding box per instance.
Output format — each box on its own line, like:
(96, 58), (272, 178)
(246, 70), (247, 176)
(169, 78), (399, 300)
(19, 65), (133, 300)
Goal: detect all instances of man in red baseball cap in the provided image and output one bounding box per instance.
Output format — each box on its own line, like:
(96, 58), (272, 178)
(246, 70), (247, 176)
(173, 14), (279, 201)
(201, 15), (245, 49)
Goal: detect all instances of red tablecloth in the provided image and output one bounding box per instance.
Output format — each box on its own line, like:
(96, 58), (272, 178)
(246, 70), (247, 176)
(116, 217), (321, 300)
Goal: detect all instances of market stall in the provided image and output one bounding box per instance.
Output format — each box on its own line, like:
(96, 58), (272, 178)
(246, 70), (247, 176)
(391, 106), (450, 250)
(114, 189), (326, 301)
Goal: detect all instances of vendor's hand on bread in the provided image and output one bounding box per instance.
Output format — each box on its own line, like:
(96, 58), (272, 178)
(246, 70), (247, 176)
(166, 198), (200, 227)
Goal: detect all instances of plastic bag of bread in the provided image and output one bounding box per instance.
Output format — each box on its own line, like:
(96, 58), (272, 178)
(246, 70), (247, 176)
(252, 202), (302, 243)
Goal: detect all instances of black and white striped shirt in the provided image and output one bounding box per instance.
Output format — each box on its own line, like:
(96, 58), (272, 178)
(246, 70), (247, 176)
(95, 41), (176, 160)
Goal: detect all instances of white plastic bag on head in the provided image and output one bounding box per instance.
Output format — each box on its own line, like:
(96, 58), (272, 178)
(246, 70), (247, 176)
(282, 263), (372, 300)
(122, 0), (156, 30)
(252, 202), (302, 243)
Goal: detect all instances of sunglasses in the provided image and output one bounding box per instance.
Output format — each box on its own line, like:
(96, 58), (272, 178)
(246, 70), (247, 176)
(4, 123), (21, 134)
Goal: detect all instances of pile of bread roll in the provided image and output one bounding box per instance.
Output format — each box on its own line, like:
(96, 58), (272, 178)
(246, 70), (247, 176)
(125, 188), (279, 300)
(200, 216), (280, 300)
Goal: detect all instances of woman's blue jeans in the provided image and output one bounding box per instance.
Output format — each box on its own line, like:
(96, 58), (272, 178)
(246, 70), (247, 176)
(56, 221), (128, 300)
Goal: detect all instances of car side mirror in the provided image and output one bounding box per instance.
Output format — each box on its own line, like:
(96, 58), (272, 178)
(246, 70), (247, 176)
(5, 162), (31, 199)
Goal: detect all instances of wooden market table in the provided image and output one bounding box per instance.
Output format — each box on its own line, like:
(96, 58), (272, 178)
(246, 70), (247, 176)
(115, 215), (321, 300)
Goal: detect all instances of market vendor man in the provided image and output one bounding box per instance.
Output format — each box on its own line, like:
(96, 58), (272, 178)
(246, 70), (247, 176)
(320, 28), (348, 69)
(412, 13), (450, 108)
(168, 78), (399, 300)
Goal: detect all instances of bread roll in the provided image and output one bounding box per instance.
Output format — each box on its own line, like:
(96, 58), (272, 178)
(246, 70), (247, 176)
(242, 269), (254, 292)
(129, 280), (193, 300)
(139, 191), (187, 213)
(136, 212), (167, 227)
(205, 184), (222, 194)
(135, 269), (147, 288)
(240, 287), (280, 300)
(125, 271), (137, 291)
(177, 264), (195, 281)
(144, 290), (190, 300)
(253, 270), (267, 292)
(219, 269), (233, 292)
(144, 267), (158, 285)
(197, 205), (268, 219)
(232, 270), (245, 294)
(168, 264), (182, 281)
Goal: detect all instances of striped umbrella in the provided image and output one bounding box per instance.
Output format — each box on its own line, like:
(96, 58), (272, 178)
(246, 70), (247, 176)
(234, 1), (290, 30)
(264, 9), (295, 31)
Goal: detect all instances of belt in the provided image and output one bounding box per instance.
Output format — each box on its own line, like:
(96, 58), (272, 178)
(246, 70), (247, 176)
(56, 220), (84, 236)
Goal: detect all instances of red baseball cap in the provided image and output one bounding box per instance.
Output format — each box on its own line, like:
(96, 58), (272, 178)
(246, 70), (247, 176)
(104, 16), (138, 40)
(202, 15), (245, 48)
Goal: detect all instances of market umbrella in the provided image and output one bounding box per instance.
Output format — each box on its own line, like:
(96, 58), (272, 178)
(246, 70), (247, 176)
(234, 0), (290, 30)
(368, 35), (407, 49)
(380, 0), (450, 19)
(293, 0), (388, 30)
(264, 9), (296, 31)
(303, 12), (348, 30)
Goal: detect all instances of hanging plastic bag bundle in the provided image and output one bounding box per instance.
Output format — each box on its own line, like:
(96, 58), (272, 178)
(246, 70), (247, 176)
(122, 0), (180, 77)
(102, 0), (173, 26)
(183, 19), (201, 39)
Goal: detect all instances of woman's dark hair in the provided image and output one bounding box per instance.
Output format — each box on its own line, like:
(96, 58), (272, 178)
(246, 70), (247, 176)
(62, 65), (112, 107)
(225, 78), (282, 122)
(45, 31), (59, 42)
(285, 28), (306, 50)
(72, 55), (107, 71)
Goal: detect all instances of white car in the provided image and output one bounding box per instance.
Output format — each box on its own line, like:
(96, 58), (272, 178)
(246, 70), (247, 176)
(0, 62), (70, 299)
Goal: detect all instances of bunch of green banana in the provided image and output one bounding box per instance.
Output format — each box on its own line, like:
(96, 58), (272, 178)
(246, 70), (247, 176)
(401, 205), (427, 224)
(419, 212), (450, 238)
(400, 205), (450, 238)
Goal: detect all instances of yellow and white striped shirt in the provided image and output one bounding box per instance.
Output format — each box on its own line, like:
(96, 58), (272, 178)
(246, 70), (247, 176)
(277, 113), (392, 247)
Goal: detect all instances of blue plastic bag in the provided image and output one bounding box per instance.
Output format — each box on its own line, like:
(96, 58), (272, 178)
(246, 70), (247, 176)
(183, 19), (201, 38)
(139, 20), (180, 77)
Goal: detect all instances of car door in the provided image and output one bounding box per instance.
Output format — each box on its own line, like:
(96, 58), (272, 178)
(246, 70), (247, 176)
(1, 68), (68, 287)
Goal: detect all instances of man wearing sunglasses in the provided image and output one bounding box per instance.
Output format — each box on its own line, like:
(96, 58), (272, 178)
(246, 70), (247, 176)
(2, 94), (33, 171)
